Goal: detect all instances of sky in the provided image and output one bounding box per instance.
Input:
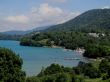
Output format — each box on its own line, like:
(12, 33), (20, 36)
(0, 0), (110, 32)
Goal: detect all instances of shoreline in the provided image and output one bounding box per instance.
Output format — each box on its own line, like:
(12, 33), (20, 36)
(44, 45), (86, 55)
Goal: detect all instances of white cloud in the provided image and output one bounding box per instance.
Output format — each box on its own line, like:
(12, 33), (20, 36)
(46, 0), (67, 3)
(30, 3), (79, 25)
(0, 3), (80, 32)
(31, 3), (63, 17)
(5, 15), (29, 24)
(102, 6), (110, 9)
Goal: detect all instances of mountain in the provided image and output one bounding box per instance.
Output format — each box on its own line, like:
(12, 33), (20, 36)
(1, 26), (51, 35)
(20, 9), (110, 52)
(2, 31), (28, 35)
(3, 9), (110, 35)
(0, 33), (22, 40)
(46, 9), (110, 32)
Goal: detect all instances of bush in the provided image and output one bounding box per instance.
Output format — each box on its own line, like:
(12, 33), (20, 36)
(26, 76), (40, 82)
(0, 47), (26, 82)
(55, 73), (71, 82)
(84, 44), (110, 58)
(99, 59), (110, 73)
(38, 64), (63, 76)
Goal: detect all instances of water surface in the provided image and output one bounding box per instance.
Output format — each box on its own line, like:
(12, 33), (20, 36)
(0, 40), (88, 76)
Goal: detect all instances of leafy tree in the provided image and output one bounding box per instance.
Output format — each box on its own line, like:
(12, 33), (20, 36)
(42, 76), (55, 82)
(99, 59), (110, 73)
(26, 76), (40, 82)
(55, 73), (71, 82)
(0, 47), (26, 82)
(38, 64), (63, 76)
(84, 44), (110, 58)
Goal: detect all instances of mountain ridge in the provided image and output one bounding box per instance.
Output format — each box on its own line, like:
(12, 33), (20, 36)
(1, 26), (51, 35)
(45, 9), (110, 32)
(2, 9), (110, 36)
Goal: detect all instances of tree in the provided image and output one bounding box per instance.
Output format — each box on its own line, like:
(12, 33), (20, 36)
(84, 44), (110, 58)
(42, 76), (55, 82)
(99, 59), (110, 73)
(26, 76), (40, 82)
(55, 73), (71, 82)
(38, 64), (63, 76)
(84, 63), (101, 78)
(0, 47), (26, 82)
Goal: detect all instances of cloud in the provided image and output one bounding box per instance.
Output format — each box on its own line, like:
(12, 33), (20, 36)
(30, 3), (80, 25)
(1, 3), (80, 32)
(46, 0), (67, 3)
(31, 3), (63, 17)
(102, 6), (110, 9)
(4, 15), (29, 24)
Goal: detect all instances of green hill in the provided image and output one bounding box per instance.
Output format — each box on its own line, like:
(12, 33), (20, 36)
(20, 9), (110, 58)
(46, 9), (110, 32)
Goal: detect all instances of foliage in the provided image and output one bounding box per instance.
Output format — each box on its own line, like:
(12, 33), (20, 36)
(46, 9), (110, 33)
(73, 61), (101, 78)
(38, 63), (71, 76)
(0, 33), (22, 40)
(55, 73), (71, 82)
(20, 31), (110, 58)
(26, 61), (110, 82)
(99, 59), (110, 73)
(84, 44), (110, 58)
(0, 47), (26, 82)
(26, 76), (40, 82)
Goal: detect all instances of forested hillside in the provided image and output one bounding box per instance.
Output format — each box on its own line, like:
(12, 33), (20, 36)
(46, 9), (110, 32)
(20, 31), (110, 58)
(19, 9), (110, 59)
(0, 33), (22, 40)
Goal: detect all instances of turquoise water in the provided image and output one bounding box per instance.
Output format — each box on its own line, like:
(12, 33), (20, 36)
(0, 40), (88, 76)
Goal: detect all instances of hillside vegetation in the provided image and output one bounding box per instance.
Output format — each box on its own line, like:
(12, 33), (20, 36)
(1, 47), (110, 82)
(20, 31), (110, 58)
(27, 59), (110, 82)
(46, 9), (110, 32)
(19, 9), (110, 82)
(20, 9), (110, 58)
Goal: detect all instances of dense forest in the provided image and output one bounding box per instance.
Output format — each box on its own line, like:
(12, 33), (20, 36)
(20, 31), (110, 58)
(20, 9), (110, 58)
(0, 33), (22, 40)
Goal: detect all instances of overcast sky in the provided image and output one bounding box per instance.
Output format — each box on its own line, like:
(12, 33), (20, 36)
(0, 0), (109, 32)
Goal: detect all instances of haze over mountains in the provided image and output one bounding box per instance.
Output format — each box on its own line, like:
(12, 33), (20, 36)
(1, 9), (110, 36)
(1, 26), (51, 35)
(46, 9), (110, 32)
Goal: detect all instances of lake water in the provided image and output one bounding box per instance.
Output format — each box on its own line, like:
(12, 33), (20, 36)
(0, 40), (88, 76)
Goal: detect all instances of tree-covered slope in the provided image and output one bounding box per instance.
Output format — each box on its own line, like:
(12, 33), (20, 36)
(46, 9), (110, 32)
(0, 33), (23, 40)
(1, 26), (51, 35)
(20, 9), (110, 58)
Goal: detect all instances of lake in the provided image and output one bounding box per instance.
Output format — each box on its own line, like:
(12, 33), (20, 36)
(0, 40), (88, 76)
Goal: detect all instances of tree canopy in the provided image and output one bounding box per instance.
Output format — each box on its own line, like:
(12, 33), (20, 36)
(0, 47), (26, 82)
